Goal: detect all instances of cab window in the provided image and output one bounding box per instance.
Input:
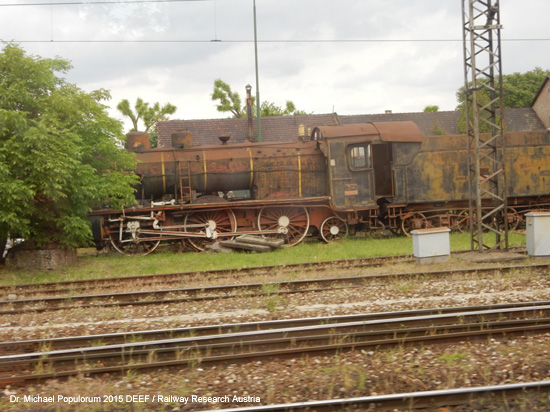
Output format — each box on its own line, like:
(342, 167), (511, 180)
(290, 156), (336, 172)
(349, 144), (371, 170)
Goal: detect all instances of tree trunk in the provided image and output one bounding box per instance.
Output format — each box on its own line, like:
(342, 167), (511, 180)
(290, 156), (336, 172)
(0, 224), (8, 264)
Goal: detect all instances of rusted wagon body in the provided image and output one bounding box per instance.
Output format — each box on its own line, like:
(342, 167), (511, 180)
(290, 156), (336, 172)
(381, 130), (550, 233)
(90, 122), (550, 255)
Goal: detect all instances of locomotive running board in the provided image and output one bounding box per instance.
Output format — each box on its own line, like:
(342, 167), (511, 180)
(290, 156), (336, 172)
(91, 196), (332, 215)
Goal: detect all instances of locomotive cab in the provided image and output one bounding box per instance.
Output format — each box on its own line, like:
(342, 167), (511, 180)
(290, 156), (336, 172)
(312, 122), (423, 211)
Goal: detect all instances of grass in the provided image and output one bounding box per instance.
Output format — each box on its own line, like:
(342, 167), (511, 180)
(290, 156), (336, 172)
(0, 232), (526, 286)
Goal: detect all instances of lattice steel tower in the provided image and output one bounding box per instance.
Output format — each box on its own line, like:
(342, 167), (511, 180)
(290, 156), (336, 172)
(462, 0), (508, 251)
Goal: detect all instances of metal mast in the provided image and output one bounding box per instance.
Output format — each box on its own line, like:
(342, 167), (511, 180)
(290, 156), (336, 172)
(253, 0), (262, 142)
(462, 0), (508, 251)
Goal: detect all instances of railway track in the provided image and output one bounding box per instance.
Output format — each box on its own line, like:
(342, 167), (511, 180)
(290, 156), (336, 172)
(2, 302), (550, 388)
(206, 381), (550, 411)
(1, 300), (550, 355)
(0, 254), (411, 300)
(0, 248), (527, 300)
(1, 262), (547, 316)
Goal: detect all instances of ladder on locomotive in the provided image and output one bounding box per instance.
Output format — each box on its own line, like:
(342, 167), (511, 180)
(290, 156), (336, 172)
(178, 161), (193, 204)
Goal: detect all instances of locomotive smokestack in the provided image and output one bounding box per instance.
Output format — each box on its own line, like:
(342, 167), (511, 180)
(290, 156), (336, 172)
(246, 84), (254, 142)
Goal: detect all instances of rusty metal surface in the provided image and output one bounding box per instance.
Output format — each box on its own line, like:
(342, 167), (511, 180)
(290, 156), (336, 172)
(170, 131), (193, 148)
(311, 121), (423, 142)
(134, 140), (327, 200)
(395, 130), (550, 205)
(371, 121), (424, 142)
(125, 131), (150, 151)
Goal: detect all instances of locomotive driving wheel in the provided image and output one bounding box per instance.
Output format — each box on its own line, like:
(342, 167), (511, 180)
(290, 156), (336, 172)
(109, 220), (161, 256)
(455, 210), (471, 232)
(502, 207), (519, 231)
(319, 216), (348, 243)
(184, 208), (237, 252)
(400, 212), (428, 236)
(257, 206), (310, 247)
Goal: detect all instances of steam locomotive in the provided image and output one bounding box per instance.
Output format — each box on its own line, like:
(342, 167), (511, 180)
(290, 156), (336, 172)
(89, 121), (550, 255)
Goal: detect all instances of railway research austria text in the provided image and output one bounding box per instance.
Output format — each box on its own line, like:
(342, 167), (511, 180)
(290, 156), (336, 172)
(10, 394), (261, 405)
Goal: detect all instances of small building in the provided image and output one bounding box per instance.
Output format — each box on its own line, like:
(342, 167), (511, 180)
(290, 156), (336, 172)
(532, 76), (550, 129)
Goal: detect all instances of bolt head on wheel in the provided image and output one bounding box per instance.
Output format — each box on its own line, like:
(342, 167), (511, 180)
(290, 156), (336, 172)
(206, 220), (217, 230)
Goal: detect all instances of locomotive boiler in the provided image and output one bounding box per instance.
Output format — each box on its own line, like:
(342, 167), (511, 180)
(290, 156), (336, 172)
(90, 121), (550, 255)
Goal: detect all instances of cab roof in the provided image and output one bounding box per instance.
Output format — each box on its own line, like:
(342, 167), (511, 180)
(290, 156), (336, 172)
(311, 121), (423, 143)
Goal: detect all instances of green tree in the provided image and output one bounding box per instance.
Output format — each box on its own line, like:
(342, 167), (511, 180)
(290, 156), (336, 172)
(423, 106), (446, 135)
(211, 79), (245, 118)
(0, 43), (138, 252)
(117, 98), (177, 147)
(423, 105), (439, 113)
(456, 89), (496, 134)
(455, 67), (550, 133)
(259, 100), (310, 116)
(211, 79), (311, 118)
(501, 67), (550, 108)
(457, 67), (550, 110)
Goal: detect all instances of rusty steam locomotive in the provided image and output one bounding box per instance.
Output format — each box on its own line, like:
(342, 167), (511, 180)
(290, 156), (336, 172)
(89, 121), (550, 255)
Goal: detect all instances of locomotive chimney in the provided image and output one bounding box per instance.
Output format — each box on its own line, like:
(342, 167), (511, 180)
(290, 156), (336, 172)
(246, 84), (255, 142)
(171, 131), (193, 148)
(125, 131), (150, 152)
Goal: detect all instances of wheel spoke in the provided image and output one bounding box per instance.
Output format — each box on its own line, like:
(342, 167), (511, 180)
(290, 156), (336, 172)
(258, 206), (310, 247)
(320, 216), (348, 243)
(258, 206), (309, 246)
(184, 208), (237, 252)
(109, 221), (160, 256)
(401, 212), (427, 236)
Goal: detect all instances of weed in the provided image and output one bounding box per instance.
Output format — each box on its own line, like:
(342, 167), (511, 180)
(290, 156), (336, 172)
(146, 350), (158, 364)
(262, 282), (280, 295)
(437, 353), (468, 364)
(91, 339), (106, 347)
(266, 297), (279, 313)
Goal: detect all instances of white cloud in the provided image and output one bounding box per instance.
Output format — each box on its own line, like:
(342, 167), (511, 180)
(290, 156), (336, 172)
(2, 0), (549, 129)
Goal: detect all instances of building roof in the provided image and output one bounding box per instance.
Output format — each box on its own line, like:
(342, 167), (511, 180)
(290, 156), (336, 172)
(340, 108), (545, 135)
(156, 108), (545, 147)
(157, 113), (340, 147)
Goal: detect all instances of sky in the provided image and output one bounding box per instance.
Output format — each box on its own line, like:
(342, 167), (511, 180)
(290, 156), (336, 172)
(1, 0), (550, 130)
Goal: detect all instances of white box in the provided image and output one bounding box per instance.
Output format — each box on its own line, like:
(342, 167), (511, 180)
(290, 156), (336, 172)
(411, 227), (451, 262)
(525, 212), (550, 257)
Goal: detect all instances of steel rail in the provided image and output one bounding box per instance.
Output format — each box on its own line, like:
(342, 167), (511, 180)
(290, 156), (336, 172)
(0, 246), (526, 298)
(3, 317), (549, 370)
(2, 300), (550, 354)
(2, 304), (550, 387)
(0, 254), (411, 298)
(205, 381), (550, 411)
(6, 303), (550, 360)
(2, 320), (549, 388)
(1, 263), (548, 315)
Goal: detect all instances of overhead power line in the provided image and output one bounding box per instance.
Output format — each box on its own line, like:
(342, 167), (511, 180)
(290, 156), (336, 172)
(0, 0), (209, 6)
(3, 38), (550, 44)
